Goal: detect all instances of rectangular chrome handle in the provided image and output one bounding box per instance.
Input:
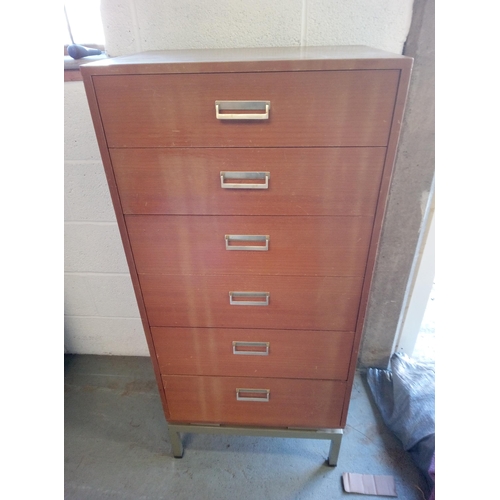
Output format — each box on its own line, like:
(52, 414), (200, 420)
(236, 388), (270, 402)
(229, 291), (270, 306)
(220, 171), (270, 189)
(216, 100), (270, 120)
(232, 341), (270, 356)
(225, 235), (269, 251)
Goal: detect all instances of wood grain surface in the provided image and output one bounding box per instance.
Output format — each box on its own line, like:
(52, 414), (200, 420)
(81, 46), (413, 434)
(94, 70), (399, 148)
(126, 215), (373, 277)
(139, 274), (363, 331)
(80, 45), (412, 75)
(163, 374), (346, 428)
(110, 147), (386, 216)
(152, 327), (354, 380)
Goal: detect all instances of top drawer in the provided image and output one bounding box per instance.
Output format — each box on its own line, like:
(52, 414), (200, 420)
(93, 70), (400, 148)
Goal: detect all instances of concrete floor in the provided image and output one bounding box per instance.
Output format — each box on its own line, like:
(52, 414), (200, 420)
(65, 355), (429, 499)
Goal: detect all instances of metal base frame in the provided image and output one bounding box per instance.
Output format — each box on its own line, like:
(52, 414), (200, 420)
(168, 424), (344, 466)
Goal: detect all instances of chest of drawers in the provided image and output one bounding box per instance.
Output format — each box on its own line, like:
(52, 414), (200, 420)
(81, 46), (412, 465)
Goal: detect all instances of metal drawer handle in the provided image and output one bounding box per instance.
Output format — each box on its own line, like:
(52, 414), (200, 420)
(220, 171), (270, 189)
(232, 341), (270, 356)
(236, 388), (270, 402)
(215, 100), (270, 120)
(225, 235), (269, 251)
(229, 291), (270, 306)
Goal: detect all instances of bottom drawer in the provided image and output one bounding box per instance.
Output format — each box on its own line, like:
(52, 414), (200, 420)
(163, 375), (346, 429)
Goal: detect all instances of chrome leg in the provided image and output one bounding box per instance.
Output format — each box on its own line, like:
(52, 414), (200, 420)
(328, 431), (343, 466)
(168, 426), (184, 458)
(166, 424), (343, 464)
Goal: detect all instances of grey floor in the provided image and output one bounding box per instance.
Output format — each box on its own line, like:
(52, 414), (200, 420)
(65, 355), (430, 499)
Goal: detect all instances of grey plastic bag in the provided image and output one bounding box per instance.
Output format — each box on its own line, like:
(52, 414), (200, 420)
(366, 353), (435, 489)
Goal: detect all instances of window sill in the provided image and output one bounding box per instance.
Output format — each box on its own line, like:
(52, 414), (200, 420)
(64, 53), (109, 82)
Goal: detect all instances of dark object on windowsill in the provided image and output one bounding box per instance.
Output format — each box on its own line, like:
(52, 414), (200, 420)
(68, 44), (102, 60)
(64, 53), (108, 74)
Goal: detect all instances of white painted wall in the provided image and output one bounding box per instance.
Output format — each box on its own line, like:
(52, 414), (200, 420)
(64, 0), (414, 355)
(64, 81), (145, 355)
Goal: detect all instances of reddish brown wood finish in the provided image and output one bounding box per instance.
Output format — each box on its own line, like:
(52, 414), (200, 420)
(139, 274), (363, 331)
(81, 70), (173, 422)
(126, 215), (373, 277)
(163, 375), (346, 428)
(110, 147), (386, 216)
(80, 45), (413, 77)
(152, 327), (354, 380)
(93, 70), (399, 148)
(80, 46), (413, 438)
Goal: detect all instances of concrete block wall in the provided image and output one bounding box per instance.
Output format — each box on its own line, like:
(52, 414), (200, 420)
(64, 81), (146, 355)
(100, 0), (412, 56)
(64, 0), (415, 357)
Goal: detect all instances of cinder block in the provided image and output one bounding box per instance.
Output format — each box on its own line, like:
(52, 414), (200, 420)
(64, 82), (102, 161)
(108, 0), (303, 53)
(65, 273), (141, 318)
(64, 222), (129, 273)
(86, 274), (140, 318)
(100, 0), (140, 57)
(64, 274), (98, 316)
(64, 316), (149, 355)
(65, 161), (115, 222)
(305, 0), (413, 53)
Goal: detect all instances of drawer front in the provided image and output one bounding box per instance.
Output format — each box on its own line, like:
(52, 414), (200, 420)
(152, 327), (354, 380)
(140, 274), (363, 330)
(111, 148), (386, 216)
(163, 375), (346, 428)
(127, 215), (373, 277)
(94, 70), (399, 148)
